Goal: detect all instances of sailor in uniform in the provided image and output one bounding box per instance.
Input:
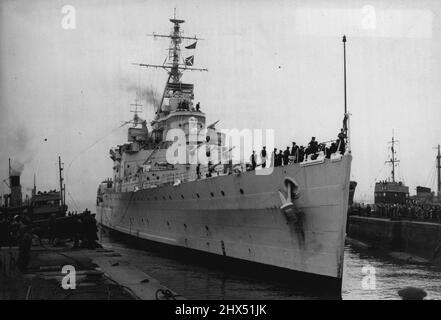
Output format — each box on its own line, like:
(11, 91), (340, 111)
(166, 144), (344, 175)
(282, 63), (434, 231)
(260, 147), (267, 168)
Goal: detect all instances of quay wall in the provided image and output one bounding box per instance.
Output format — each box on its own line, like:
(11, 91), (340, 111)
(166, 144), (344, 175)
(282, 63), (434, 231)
(347, 216), (441, 263)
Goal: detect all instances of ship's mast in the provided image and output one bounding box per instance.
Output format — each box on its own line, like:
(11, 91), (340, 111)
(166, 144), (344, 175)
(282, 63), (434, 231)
(386, 132), (400, 183)
(436, 144), (441, 199)
(169, 17), (184, 83)
(130, 101), (143, 126)
(58, 156), (65, 208)
(8, 158), (11, 191)
(135, 13), (207, 113)
(33, 173), (36, 197)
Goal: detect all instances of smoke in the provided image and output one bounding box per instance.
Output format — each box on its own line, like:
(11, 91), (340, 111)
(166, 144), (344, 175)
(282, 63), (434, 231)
(122, 81), (161, 111)
(0, 112), (31, 182)
(137, 86), (161, 111)
(10, 159), (24, 176)
(12, 123), (28, 151)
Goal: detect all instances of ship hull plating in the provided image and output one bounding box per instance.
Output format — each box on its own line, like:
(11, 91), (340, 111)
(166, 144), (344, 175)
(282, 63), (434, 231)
(97, 155), (352, 283)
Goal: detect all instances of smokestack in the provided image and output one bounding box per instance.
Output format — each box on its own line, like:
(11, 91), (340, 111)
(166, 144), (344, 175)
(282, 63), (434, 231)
(9, 174), (22, 207)
(8, 158), (24, 207)
(10, 175), (20, 187)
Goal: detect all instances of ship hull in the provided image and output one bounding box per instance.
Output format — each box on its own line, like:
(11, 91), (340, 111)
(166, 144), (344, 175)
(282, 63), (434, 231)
(100, 223), (343, 294)
(97, 155), (352, 287)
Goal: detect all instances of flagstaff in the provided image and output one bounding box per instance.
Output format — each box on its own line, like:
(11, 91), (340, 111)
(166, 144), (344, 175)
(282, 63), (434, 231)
(342, 35), (350, 153)
(343, 35), (347, 117)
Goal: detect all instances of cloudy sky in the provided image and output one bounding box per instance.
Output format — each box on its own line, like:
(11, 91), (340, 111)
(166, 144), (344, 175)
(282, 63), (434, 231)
(1, 0), (440, 210)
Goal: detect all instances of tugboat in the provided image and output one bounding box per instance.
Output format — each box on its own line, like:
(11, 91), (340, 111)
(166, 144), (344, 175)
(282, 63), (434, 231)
(374, 134), (409, 205)
(97, 15), (353, 290)
(0, 157), (73, 241)
(29, 157), (67, 224)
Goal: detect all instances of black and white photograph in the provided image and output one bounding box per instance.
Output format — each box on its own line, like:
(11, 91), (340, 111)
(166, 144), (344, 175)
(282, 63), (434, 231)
(1, 0), (441, 305)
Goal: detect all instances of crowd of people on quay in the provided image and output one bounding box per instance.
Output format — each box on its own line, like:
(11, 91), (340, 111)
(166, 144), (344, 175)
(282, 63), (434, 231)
(0, 214), (32, 248)
(50, 209), (99, 249)
(350, 202), (441, 223)
(0, 214), (33, 271)
(0, 209), (99, 271)
(249, 129), (347, 170)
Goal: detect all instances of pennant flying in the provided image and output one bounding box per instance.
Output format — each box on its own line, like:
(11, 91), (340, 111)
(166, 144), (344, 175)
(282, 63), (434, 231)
(185, 41), (197, 49)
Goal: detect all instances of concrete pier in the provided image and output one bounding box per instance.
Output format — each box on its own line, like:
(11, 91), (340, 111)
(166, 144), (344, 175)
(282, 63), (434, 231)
(0, 241), (183, 300)
(347, 216), (441, 265)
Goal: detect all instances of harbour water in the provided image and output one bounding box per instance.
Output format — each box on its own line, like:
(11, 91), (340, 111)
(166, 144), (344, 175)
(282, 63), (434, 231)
(99, 231), (441, 300)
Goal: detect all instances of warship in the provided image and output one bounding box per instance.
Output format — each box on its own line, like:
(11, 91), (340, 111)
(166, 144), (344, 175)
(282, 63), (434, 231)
(96, 16), (352, 288)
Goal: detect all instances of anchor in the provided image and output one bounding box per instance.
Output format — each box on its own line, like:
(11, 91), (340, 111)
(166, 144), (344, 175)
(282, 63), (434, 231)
(278, 177), (301, 223)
